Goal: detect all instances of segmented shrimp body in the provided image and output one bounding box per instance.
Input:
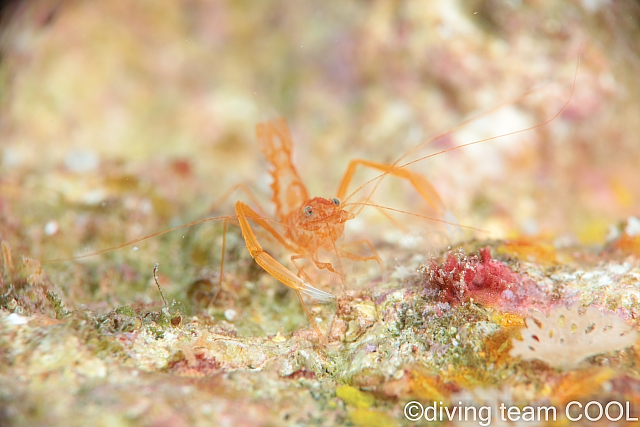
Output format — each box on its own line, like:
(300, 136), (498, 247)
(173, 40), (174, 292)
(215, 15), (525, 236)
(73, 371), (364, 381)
(281, 197), (353, 253)
(252, 118), (361, 284)
(257, 118), (353, 256)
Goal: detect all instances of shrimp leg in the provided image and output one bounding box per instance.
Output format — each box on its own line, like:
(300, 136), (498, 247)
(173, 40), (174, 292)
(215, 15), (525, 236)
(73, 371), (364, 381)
(337, 239), (382, 268)
(235, 201), (333, 339)
(235, 200), (334, 292)
(335, 159), (448, 217)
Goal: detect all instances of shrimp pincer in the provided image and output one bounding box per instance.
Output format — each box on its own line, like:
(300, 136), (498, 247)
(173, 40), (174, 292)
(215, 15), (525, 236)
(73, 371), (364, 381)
(234, 200), (335, 302)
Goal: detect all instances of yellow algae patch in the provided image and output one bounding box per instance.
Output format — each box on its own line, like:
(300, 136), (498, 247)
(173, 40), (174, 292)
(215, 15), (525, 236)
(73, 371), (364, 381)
(551, 367), (617, 406)
(483, 313), (525, 364)
(575, 218), (609, 245)
(349, 408), (396, 427)
(482, 329), (520, 365)
(336, 385), (395, 427)
(407, 371), (449, 403)
(491, 312), (525, 328)
(336, 385), (375, 409)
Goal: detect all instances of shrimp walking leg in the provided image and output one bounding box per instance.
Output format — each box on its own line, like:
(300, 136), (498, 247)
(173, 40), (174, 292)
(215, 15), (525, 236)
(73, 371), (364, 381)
(337, 239), (382, 268)
(290, 255), (314, 283)
(207, 217), (232, 307)
(207, 182), (268, 217)
(235, 201), (334, 338)
(336, 159), (448, 217)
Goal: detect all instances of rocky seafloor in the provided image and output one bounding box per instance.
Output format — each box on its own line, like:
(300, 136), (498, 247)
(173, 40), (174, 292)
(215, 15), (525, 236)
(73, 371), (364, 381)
(1, 227), (639, 427)
(2, 1), (640, 426)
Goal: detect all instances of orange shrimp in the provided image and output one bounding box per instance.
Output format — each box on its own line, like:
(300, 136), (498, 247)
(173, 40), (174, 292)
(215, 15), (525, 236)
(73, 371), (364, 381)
(236, 114), (449, 333)
(231, 118), (457, 339)
(45, 52), (581, 342)
(234, 68), (578, 338)
(237, 45), (580, 338)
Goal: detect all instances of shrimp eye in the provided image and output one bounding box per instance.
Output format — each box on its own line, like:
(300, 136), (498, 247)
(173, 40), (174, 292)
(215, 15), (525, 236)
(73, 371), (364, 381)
(331, 197), (341, 206)
(303, 206), (313, 217)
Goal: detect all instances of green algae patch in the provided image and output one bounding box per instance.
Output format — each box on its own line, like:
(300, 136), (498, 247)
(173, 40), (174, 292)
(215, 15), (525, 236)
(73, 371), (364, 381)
(45, 291), (68, 319)
(114, 306), (135, 317)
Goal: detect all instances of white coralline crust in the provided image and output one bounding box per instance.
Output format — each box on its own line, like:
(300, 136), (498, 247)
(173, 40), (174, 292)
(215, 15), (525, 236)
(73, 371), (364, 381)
(626, 216), (640, 236)
(510, 306), (638, 370)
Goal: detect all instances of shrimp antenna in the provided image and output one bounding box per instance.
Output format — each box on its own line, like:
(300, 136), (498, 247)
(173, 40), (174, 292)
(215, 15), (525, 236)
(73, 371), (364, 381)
(344, 84), (548, 219)
(42, 213), (294, 264)
(343, 202), (488, 233)
(343, 45), (582, 211)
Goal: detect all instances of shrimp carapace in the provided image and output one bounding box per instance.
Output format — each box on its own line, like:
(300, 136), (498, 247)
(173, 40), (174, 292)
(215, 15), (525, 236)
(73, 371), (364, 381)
(282, 197), (354, 251)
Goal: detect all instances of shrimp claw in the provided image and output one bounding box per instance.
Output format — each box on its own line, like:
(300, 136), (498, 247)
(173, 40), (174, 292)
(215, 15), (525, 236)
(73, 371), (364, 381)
(235, 201), (335, 302)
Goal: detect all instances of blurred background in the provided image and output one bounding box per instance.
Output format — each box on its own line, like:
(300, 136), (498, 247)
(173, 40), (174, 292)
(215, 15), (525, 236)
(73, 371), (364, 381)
(1, 0), (640, 307)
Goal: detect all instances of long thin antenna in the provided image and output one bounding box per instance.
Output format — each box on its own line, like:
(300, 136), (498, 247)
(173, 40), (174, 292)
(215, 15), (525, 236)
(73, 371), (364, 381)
(342, 45), (583, 208)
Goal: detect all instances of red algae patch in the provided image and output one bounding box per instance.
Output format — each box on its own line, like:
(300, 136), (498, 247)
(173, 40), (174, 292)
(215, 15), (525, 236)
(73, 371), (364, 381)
(421, 246), (520, 308)
(168, 351), (222, 377)
(420, 246), (566, 315)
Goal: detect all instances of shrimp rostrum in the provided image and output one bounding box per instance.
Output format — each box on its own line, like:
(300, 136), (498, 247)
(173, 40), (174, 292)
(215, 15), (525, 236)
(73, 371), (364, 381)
(233, 118), (451, 338)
